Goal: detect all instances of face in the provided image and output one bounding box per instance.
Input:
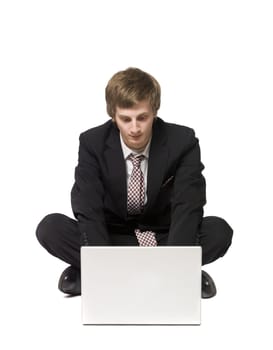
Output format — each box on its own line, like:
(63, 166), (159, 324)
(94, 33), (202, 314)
(114, 100), (155, 152)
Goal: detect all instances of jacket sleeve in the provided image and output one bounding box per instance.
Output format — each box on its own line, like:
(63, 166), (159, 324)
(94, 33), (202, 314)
(71, 133), (111, 246)
(167, 129), (206, 245)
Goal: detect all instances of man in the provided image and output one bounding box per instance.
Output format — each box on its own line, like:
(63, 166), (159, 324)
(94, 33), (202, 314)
(36, 67), (233, 298)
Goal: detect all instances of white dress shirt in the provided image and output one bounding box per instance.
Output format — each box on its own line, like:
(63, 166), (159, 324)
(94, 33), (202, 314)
(119, 133), (151, 205)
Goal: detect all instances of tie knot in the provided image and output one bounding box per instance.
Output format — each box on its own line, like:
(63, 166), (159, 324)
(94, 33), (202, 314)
(128, 153), (145, 168)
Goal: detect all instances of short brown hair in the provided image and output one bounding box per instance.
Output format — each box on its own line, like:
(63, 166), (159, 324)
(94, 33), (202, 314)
(105, 67), (161, 118)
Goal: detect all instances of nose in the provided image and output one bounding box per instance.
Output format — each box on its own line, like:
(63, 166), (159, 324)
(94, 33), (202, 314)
(131, 120), (141, 135)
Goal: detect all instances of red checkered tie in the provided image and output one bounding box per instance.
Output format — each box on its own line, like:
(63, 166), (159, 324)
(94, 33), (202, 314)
(127, 153), (157, 246)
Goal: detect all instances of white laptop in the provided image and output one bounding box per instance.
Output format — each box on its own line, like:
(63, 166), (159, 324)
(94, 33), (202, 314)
(81, 246), (201, 325)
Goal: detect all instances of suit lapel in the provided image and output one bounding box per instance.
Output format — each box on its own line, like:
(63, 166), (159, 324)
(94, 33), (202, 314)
(144, 118), (168, 214)
(104, 123), (128, 219)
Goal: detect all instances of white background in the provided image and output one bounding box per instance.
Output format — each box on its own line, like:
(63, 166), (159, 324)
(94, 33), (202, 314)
(1, 0), (272, 348)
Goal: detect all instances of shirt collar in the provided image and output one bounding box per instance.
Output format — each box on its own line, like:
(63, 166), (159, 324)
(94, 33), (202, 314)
(119, 132), (151, 160)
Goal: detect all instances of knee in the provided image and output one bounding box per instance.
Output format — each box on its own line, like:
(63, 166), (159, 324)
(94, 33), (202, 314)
(203, 216), (233, 248)
(36, 213), (64, 247)
(213, 216), (233, 239)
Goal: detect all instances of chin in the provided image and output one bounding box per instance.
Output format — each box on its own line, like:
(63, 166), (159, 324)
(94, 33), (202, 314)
(129, 143), (143, 151)
(129, 140), (140, 147)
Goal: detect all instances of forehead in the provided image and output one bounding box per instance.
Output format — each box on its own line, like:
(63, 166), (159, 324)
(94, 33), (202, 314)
(116, 100), (153, 117)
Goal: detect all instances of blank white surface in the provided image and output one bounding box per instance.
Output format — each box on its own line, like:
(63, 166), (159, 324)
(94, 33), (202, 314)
(81, 247), (201, 325)
(1, 1), (272, 349)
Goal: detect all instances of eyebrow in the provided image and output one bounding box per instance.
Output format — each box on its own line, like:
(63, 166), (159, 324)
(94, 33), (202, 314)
(118, 113), (148, 118)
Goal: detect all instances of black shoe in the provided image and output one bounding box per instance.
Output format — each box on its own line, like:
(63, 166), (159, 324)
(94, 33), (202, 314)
(58, 266), (81, 296)
(202, 270), (217, 299)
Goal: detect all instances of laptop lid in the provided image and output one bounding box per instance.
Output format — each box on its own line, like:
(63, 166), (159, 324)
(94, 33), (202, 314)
(81, 246), (201, 325)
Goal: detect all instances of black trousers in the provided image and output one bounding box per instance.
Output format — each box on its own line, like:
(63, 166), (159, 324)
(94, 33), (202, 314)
(36, 213), (233, 269)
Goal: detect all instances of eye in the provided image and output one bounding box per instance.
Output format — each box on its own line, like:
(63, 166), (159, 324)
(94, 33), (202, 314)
(121, 118), (131, 123)
(138, 115), (148, 121)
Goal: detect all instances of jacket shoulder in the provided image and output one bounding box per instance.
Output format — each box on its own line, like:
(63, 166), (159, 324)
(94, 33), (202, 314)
(163, 120), (194, 136)
(157, 118), (197, 146)
(80, 119), (112, 141)
(78, 120), (117, 154)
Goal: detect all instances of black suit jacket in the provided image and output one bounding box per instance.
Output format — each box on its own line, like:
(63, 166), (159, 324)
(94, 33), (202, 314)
(71, 117), (206, 246)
